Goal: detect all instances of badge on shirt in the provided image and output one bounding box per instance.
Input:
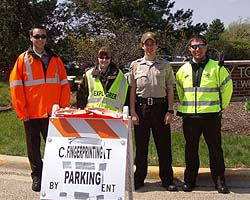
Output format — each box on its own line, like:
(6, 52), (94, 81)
(205, 72), (210, 78)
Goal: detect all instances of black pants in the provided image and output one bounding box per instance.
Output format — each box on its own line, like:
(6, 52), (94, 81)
(183, 117), (226, 185)
(24, 118), (49, 179)
(134, 103), (173, 185)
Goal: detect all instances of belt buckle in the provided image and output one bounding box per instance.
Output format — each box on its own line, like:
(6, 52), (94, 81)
(147, 98), (153, 105)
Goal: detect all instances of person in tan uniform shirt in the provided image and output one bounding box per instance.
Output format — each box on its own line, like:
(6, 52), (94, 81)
(128, 32), (177, 191)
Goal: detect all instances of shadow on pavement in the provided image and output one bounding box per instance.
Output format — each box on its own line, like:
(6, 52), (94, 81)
(136, 171), (250, 195)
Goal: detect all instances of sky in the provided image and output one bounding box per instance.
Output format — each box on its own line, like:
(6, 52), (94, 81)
(173, 0), (250, 27)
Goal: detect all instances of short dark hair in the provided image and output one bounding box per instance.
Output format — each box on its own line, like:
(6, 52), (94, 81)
(29, 25), (47, 36)
(98, 46), (111, 58)
(188, 34), (207, 46)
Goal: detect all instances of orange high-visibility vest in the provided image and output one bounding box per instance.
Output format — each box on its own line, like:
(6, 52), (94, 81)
(9, 51), (70, 120)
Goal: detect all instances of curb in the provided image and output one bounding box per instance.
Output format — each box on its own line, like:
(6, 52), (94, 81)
(0, 106), (12, 112)
(0, 154), (30, 170)
(1, 154), (250, 180)
(146, 166), (250, 180)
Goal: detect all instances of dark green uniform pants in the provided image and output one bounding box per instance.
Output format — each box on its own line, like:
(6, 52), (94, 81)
(134, 102), (174, 185)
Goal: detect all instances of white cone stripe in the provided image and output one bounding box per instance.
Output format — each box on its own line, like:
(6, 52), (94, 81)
(66, 118), (101, 139)
(105, 120), (128, 139)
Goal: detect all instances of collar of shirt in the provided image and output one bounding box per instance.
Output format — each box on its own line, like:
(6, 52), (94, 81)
(145, 60), (155, 66)
(140, 57), (163, 66)
(92, 65), (110, 78)
(34, 50), (49, 68)
(33, 48), (46, 58)
(98, 65), (109, 75)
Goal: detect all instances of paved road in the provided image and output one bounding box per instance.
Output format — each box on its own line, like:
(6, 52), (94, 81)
(0, 167), (39, 200)
(1, 166), (250, 200)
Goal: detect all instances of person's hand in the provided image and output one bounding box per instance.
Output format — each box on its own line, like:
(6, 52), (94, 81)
(131, 111), (139, 125)
(164, 112), (173, 124)
(22, 117), (29, 122)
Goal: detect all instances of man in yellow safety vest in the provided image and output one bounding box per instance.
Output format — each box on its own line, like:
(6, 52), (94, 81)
(176, 34), (233, 194)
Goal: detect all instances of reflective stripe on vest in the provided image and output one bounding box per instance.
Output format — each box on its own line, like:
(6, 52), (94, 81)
(9, 80), (23, 88)
(10, 52), (67, 87)
(219, 74), (231, 90)
(183, 87), (219, 92)
(86, 69), (128, 111)
(181, 100), (220, 106)
(176, 74), (231, 93)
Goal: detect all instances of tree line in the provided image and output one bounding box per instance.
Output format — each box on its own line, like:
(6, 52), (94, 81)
(1, 0), (250, 79)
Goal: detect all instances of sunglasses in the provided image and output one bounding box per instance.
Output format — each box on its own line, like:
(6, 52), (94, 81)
(32, 34), (47, 39)
(99, 56), (110, 60)
(190, 44), (206, 50)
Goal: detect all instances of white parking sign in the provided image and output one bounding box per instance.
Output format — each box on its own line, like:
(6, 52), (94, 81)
(40, 117), (132, 200)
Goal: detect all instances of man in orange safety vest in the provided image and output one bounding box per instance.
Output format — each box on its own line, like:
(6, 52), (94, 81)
(9, 25), (70, 192)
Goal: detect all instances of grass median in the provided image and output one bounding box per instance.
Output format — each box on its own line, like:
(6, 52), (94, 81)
(1, 80), (250, 168)
(1, 110), (250, 168)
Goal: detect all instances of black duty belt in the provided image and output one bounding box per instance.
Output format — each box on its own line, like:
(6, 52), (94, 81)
(136, 97), (166, 105)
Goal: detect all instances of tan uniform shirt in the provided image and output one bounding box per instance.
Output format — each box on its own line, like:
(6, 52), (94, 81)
(128, 57), (175, 98)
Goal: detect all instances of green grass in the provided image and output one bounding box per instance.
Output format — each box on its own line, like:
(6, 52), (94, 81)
(0, 110), (27, 155)
(0, 80), (45, 156)
(243, 98), (250, 110)
(1, 110), (250, 167)
(148, 132), (250, 168)
(0, 110), (45, 156)
(1, 80), (250, 167)
(0, 81), (11, 106)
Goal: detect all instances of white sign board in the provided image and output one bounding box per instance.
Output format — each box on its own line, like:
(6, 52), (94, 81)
(40, 118), (128, 200)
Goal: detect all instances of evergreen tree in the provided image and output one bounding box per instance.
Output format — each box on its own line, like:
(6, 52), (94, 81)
(0, 0), (57, 75)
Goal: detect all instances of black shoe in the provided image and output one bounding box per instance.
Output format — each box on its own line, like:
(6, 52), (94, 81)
(134, 182), (144, 190)
(215, 176), (230, 194)
(182, 183), (194, 192)
(216, 182), (230, 194)
(32, 177), (41, 192)
(162, 182), (178, 191)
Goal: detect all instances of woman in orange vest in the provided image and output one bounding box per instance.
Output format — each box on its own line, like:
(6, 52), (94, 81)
(9, 25), (70, 192)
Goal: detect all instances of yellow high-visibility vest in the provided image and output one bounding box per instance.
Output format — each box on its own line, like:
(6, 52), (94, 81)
(176, 59), (233, 114)
(86, 69), (128, 112)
